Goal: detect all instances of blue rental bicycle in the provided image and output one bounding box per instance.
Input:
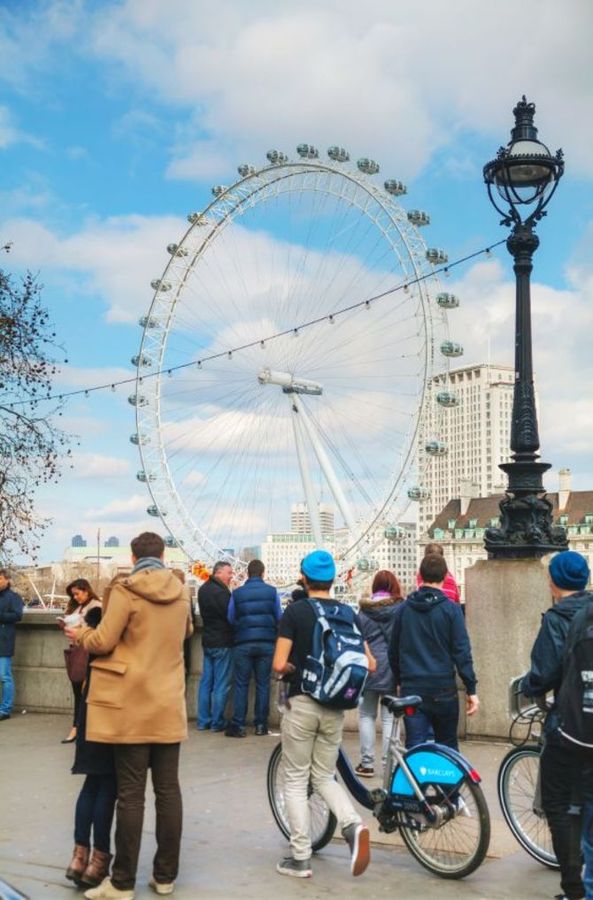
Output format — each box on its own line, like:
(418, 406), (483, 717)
(267, 694), (490, 879)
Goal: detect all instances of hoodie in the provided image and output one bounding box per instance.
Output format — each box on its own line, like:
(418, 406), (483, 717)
(388, 586), (477, 695)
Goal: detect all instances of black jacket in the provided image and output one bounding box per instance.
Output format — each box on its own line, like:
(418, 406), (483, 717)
(198, 577), (233, 648)
(521, 590), (593, 734)
(388, 586), (477, 695)
(0, 586), (24, 657)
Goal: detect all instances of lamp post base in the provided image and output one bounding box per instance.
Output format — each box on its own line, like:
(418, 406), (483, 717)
(484, 460), (568, 558)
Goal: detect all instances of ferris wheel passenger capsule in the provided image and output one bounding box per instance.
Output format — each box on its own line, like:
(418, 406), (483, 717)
(357, 558), (370, 571)
(327, 146), (350, 162)
(357, 158), (380, 175)
(436, 391), (459, 408)
(129, 433), (150, 446)
(407, 210), (430, 227)
(384, 179), (407, 195)
(436, 292), (460, 309)
(266, 150), (288, 165)
(147, 505), (167, 517)
(426, 248), (449, 265)
(238, 164), (257, 177)
(187, 212), (207, 225)
(211, 185), (227, 197)
(297, 143), (319, 159)
(408, 486), (431, 501)
(128, 394), (148, 407)
(384, 524), (404, 540)
(131, 354), (152, 367)
(151, 279), (172, 292)
(136, 470), (156, 483)
(440, 340), (464, 358)
(138, 315), (158, 328)
(163, 535), (178, 548)
(166, 243), (188, 257)
(425, 440), (447, 456)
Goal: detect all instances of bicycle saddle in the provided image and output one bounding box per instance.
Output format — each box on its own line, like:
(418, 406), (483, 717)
(381, 695), (423, 715)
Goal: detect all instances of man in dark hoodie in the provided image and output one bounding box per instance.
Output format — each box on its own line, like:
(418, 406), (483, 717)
(388, 553), (479, 750)
(521, 550), (592, 900)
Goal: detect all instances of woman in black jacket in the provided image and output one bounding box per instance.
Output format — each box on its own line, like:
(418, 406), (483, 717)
(355, 570), (402, 778)
(65, 603), (116, 888)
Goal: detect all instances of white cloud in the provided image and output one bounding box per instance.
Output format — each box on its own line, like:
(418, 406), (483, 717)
(73, 452), (131, 478)
(85, 494), (148, 521)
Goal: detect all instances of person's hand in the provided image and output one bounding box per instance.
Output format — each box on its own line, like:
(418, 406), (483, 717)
(466, 694), (480, 716)
(64, 625), (83, 643)
(282, 662), (296, 676)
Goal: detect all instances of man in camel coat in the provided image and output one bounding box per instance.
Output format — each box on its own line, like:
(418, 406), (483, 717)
(66, 531), (192, 900)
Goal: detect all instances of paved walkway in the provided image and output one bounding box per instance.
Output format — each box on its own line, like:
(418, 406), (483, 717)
(0, 715), (558, 899)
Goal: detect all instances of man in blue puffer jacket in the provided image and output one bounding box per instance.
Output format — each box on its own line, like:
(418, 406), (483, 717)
(226, 559), (282, 737)
(521, 550), (593, 900)
(388, 553), (479, 750)
(0, 568), (24, 721)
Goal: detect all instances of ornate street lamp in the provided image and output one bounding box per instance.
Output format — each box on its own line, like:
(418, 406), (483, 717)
(483, 96), (568, 558)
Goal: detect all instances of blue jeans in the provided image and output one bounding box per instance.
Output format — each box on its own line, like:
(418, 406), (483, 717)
(197, 646), (233, 730)
(231, 642), (274, 729)
(0, 656), (14, 715)
(584, 801), (593, 899)
(74, 774), (117, 853)
(403, 688), (459, 750)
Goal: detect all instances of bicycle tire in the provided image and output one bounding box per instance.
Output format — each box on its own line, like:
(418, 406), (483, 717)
(498, 745), (558, 869)
(397, 772), (490, 879)
(266, 743), (337, 852)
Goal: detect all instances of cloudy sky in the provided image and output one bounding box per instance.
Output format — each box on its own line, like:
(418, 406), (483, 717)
(1, 0), (592, 563)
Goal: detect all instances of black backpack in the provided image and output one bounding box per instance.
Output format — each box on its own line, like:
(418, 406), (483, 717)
(557, 601), (593, 749)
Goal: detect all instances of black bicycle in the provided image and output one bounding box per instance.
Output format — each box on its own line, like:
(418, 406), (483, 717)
(267, 694), (490, 879)
(497, 676), (558, 868)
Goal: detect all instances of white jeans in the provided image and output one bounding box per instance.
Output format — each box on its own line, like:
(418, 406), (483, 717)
(281, 694), (361, 860)
(358, 689), (392, 769)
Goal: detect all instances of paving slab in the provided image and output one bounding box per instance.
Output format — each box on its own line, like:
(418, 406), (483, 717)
(0, 715), (559, 899)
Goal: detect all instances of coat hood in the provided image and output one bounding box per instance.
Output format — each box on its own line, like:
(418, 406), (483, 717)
(406, 586), (448, 613)
(115, 569), (186, 605)
(550, 590), (593, 622)
(359, 602), (400, 622)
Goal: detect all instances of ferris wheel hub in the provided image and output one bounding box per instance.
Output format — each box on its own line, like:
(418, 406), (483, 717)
(257, 368), (323, 396)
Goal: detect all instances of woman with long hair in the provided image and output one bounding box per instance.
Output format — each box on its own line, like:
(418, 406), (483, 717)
(62, 579), (101, 744)
(356, 569), (402, 777)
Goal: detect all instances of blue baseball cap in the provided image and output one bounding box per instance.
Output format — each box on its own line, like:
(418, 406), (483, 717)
(549, 550), (590, 591)
(301, 549), (336, 582)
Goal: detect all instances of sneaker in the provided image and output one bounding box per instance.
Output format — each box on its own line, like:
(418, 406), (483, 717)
(149, 877), (175, 895)
(84, 877), (135, 899)
(342, 823), (370, 877)
(355, 763), (375, 778)
(276, 857), (312, 878)
(224, 724), (246, 738)
(254, 725), (269, 736)
(0, 713), (11, 721)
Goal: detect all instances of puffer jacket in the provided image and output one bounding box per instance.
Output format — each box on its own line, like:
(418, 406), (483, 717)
(521, 590), (593, 734)
(358, 595), (400, 693)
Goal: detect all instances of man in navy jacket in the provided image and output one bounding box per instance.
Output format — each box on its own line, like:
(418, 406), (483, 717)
(0, 568), (24, 721)
(388, 553), (479, 749)
(226, 559), (282, 737)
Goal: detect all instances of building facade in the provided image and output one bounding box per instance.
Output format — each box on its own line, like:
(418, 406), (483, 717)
(290, 502), (335, 535)
(418, 363), (515, 536)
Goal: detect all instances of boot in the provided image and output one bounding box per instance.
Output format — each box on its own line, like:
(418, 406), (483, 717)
(81, 848), (112, 886)
(66, 843), (90, 883)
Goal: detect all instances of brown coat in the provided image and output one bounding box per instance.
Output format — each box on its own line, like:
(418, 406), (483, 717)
(78, 568), (192, 744)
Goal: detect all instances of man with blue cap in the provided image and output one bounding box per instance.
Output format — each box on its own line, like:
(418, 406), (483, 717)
(272, 550), (376, 880)
(522, 550), (593, 900)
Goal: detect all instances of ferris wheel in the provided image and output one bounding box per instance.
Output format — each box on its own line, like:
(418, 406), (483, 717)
(129, 144), (461, 583)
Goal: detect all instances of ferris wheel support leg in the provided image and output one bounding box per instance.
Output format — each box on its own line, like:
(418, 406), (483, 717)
(291, 393), (357, 536)
(290, 400), (324, 548)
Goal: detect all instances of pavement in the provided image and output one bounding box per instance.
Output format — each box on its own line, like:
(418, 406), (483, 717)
(0, 714), (560, 899)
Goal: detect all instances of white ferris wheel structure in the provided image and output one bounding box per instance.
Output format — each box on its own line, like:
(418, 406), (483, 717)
(129, 144), (463, 584)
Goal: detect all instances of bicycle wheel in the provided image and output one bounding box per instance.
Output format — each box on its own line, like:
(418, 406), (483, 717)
(498, 745), (558, 868)
(266, 743), (337, 852)
(397, 773), (490, 879)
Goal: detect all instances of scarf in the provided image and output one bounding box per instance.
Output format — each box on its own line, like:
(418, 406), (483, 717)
(131, 556), (166, 574)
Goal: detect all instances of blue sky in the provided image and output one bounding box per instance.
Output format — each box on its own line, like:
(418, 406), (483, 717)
(1, 0), (593, 563)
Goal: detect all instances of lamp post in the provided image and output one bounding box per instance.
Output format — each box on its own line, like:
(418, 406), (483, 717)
(483, 96), (568, 559)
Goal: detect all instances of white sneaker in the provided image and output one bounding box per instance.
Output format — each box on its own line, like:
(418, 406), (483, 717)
(84, 877), (135, 900)
(149, 877), (175, 895)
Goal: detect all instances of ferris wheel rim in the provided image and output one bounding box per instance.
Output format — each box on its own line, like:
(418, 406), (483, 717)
(133, 152), (450, 573)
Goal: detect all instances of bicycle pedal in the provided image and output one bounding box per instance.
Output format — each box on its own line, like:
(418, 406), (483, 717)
(369, 788), (387, 803)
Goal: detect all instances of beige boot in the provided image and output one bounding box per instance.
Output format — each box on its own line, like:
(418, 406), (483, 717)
(81, 848), (112, 886)
(66, 843), (89, 883)
(84, 877), (135, 900)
